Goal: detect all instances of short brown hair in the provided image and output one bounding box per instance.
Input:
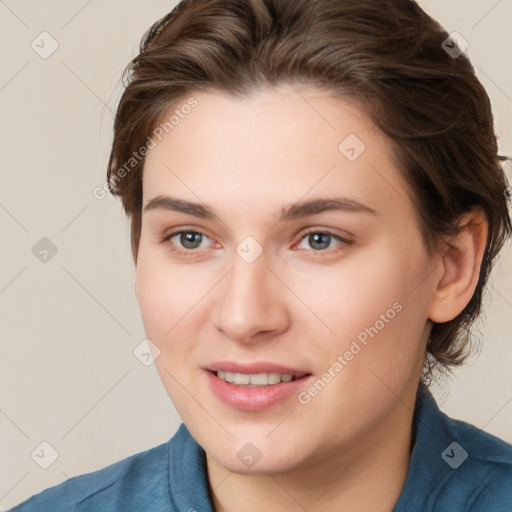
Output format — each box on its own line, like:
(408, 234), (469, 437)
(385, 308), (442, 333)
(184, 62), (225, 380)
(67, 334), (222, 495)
(107, 0), (511, 376)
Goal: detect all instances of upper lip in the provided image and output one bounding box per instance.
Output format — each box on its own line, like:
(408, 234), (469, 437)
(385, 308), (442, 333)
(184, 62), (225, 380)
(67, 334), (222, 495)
(206, 361), (310, 378)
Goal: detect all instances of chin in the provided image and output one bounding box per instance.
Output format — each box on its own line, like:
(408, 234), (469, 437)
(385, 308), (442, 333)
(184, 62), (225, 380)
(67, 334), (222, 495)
(212, 448), (305, 476)
(202, 429), (314, 476)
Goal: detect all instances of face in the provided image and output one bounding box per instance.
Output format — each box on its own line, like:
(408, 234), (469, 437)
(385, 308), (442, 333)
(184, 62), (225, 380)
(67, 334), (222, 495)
(135, 86), (436, 474)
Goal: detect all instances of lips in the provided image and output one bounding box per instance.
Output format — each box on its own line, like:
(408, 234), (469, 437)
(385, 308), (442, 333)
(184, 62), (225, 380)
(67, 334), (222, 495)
(205, 361), (313, 411)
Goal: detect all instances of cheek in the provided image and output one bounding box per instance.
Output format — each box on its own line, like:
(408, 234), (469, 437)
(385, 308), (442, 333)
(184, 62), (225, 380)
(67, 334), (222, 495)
(135, 260), (170, 337)
(135, 255), (207, 406)
(135, 247), (210, 338)
(289, 248), (430, 438)
(294, 238), (430, 376)
(134, 250), (222, 398)
(291, 247), (407, 332)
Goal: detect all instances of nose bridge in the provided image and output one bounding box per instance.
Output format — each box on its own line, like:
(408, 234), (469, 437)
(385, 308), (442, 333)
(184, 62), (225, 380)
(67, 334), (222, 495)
(212, 248), (288, 342)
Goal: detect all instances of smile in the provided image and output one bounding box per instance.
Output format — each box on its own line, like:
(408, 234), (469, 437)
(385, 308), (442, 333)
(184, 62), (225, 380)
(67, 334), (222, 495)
(206, 365), (313, 411)
(215, 370), (297, 386)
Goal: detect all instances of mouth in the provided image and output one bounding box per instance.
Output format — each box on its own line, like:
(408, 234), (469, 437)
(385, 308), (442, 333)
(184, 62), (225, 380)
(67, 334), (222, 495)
(212, 370), (305, 386)
(204, 362), (313, 411)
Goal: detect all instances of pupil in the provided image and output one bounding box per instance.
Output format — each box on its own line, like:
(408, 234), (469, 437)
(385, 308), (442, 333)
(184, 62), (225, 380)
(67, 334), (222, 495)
(181, 232), (201, 249)
(310, 233), (330, 250)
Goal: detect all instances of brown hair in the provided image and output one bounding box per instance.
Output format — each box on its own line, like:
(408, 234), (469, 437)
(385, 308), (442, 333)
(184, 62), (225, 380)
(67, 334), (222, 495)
(107, 0), (511, 376)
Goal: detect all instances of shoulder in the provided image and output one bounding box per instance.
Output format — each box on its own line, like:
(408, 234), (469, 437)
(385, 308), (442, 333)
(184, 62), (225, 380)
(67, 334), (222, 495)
(8, 434), (175, 512)
(433, 414), (512, 511)
(399, 384), (512, 511)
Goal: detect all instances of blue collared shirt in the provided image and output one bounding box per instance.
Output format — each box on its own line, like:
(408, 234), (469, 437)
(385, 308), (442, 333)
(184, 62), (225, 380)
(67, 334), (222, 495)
(8, 384), (512, 511)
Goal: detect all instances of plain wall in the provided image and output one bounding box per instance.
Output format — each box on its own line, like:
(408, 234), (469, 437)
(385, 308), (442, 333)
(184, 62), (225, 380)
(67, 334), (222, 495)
(1, 0), (511, 508)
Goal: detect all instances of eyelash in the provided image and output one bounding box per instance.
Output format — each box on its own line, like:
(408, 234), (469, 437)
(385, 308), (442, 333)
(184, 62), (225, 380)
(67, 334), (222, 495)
(297, 229), (353, 253)
(161, 229), (353, 257)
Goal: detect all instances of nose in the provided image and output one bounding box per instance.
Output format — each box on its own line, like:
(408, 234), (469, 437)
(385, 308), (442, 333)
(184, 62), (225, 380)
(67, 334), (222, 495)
(211, 253), (290, 344)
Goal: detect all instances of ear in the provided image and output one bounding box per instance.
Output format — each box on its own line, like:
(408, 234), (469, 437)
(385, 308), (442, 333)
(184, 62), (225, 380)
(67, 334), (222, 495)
(428, 208), (489, 323)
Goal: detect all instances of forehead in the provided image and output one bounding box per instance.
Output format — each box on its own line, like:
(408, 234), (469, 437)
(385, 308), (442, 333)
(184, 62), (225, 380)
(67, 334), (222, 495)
(142, 87), (415, 225)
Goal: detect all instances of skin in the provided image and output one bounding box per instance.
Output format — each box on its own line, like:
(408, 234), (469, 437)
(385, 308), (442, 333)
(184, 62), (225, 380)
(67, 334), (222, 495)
(134, 86), (488, 512)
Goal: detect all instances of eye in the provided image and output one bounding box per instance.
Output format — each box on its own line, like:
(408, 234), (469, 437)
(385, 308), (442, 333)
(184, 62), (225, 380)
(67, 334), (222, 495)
(164, 230), (214, 252)
(296, 230), (352, 252)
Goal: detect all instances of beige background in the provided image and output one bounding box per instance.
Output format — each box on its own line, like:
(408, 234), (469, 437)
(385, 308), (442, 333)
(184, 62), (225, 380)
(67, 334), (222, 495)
(1, 0), (511, 508)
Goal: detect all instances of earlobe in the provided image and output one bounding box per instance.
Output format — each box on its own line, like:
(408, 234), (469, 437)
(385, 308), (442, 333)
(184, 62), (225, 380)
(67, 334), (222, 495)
(428, 209), (488, 323)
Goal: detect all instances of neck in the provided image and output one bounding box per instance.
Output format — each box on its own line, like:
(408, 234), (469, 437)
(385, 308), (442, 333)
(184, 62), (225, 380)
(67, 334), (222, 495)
(207, 383), (418, 512)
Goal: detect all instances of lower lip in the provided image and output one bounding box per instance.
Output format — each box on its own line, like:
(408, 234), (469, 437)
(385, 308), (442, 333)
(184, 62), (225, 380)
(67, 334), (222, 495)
(206, 371), (312, 412)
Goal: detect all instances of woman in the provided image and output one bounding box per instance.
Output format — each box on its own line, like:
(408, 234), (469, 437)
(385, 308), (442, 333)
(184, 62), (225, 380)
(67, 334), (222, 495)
(10, 0), (512, 510)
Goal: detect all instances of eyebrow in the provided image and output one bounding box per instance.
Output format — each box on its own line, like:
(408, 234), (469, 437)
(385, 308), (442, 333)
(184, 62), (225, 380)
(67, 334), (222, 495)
(143, 195), (378, 221)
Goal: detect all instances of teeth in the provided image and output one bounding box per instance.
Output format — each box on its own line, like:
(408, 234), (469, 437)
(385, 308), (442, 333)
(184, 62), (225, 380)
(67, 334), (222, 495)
(216, 371), (296, 386)
(249, 373), (268, 385)
(268, 372), (282, 384)
(235, 373), (250, 385)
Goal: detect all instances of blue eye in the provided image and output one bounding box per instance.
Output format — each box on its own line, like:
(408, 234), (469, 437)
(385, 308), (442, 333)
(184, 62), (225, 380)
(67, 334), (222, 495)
(166, 231), (213, 251)
(297, 231), (351, 252)
(162, 229), (352, 256)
